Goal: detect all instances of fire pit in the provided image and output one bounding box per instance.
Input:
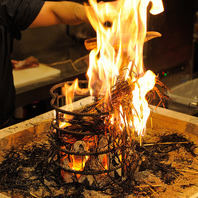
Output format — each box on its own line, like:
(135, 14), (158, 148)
(0, 99), (198, 197)
(0, 0), (198, 197)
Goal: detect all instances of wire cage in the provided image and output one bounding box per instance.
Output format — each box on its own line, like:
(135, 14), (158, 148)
(50, 81), (129, 186)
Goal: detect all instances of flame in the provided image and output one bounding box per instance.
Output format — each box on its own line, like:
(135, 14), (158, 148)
(61, 79), (89, 125)
(85, 0), (163, 94)
(60, 154), (89, 179)
(132, 70), (156, 135)
(60, 0), (163, 179)
(70, 155), (89, 179)
(61, 136), (110, 179)
(62, 0), (163, 136)
(102, 154), (108, 170)
(84, 0), (163, 135)
(62, 79), (89, 112)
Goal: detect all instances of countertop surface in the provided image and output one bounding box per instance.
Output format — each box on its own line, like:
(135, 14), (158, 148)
(14, 54), (89, 108)
(12, 28), (90, 108)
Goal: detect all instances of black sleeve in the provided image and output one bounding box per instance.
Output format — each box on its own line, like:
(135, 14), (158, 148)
(0, 0), (44, 39)
(13, 0), (45, 30)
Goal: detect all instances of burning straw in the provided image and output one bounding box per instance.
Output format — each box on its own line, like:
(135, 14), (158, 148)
(0, 0), (187, 196)
(60, 67), (171, 148)
(50, 61), (172, 188)
(48, 67), (172, 191)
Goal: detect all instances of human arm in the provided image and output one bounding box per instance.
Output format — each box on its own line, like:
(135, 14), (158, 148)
(29, 1), (89, 28)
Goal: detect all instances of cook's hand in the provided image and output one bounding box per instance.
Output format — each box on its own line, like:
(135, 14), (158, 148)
(74, 4), (90, 24)
(30, 1), (90, 28)
(85, 0), (119, 30)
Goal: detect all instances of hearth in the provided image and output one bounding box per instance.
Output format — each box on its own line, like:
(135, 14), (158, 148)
(0, 98), (198, 197)
(0, 0), (197, 197)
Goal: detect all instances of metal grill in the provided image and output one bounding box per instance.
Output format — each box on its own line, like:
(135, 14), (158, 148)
(50, 81), (127, 184)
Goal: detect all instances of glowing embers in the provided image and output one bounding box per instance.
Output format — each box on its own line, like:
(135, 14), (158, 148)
(50, 84), (124, 186)
(59, 133), (117, 185)
(57, 121), (123, 185)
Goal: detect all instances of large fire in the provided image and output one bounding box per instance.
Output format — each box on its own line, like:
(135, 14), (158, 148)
(63, 0), (163, 134)
(61, 0), (164, 176)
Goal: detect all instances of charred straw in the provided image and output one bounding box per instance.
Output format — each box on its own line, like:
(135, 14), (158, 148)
(0, 131), (196, 197)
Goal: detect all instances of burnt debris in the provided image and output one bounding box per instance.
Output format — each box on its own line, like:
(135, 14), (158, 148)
(0, 132), (196, 198)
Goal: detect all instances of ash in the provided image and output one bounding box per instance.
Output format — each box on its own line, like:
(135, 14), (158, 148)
(0, 130), (197, 198)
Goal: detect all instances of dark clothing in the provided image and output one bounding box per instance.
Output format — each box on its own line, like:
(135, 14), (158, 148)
(0, 0), (44, 126)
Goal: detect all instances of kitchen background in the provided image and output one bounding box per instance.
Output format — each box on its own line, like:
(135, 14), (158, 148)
(11, 0), (198, 120)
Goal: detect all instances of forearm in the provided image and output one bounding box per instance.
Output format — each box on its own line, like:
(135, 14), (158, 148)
(30, 1), (89, 28)
(52, 1), (89, 25)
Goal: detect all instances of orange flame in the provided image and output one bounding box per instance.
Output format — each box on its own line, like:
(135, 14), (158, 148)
(85, 0), (163, 96)
(84, 0), (163, 135)
(62, 79), (89, 112)
(61, 79), (89, 125)
(102, 154), (108, 170)
(84, 0), (162, 136)
(132, 70), (156, 135)
(62, 0), (164, 137)
(60, 0), (164, 178)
